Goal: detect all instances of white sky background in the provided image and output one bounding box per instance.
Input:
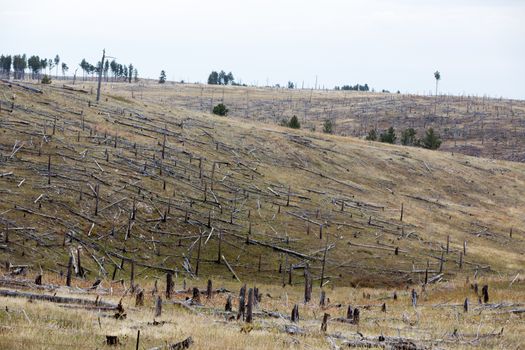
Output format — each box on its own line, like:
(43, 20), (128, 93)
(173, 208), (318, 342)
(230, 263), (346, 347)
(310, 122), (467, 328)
(1, 0), (524, 99)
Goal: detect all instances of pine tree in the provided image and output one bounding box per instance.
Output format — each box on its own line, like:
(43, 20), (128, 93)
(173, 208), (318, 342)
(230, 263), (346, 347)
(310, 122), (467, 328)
(159, 70), (166, 84)
(380, 127), (397, 144)
(421, 128), (442, 150)
(366, 129), (377, 141)
(323, 119), (334, 134)
(401, 128), (417, 146)
(212, 103), (228, 116)
(54, 55), (60, 78)
(287, 115), (300, 129)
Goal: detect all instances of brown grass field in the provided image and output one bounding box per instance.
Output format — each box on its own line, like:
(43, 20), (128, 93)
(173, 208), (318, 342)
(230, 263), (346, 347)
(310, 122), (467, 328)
(0, 79), (524, 349)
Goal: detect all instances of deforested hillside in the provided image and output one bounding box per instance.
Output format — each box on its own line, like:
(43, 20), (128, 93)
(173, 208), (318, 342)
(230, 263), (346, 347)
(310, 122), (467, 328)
(124, 82), (525, 162)
(1, 80), (524, 288)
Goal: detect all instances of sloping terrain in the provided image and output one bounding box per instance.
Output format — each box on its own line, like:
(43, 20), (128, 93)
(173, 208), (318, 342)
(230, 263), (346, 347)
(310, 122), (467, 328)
(124, 82), (525, 162)
(0, 80), (524, 290)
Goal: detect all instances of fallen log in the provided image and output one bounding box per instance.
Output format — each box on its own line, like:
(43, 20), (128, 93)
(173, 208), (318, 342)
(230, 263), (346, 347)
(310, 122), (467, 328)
(0, 79), (43, 94)
(0, 289), (118, 309)
(62, 84), (89, 94)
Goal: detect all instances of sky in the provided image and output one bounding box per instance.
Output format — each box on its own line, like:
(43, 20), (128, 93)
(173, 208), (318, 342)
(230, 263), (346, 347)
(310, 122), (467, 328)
(1, 0), (524, 99)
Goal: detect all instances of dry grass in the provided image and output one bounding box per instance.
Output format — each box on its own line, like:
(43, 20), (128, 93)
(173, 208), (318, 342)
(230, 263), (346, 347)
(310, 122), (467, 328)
(0, 273), (524, 349)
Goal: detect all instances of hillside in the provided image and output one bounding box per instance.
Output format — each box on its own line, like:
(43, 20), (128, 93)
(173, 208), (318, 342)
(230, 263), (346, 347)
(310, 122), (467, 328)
(1, 80), (524, 288)
(1, 80), (525, 350)
(120, 82), (525, 162)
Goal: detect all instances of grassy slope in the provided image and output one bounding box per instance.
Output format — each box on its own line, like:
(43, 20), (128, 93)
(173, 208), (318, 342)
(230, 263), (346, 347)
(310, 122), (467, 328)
(0, 80), (524, 289)
(1, 80), (525, 350)
(124, 82), (525, 162)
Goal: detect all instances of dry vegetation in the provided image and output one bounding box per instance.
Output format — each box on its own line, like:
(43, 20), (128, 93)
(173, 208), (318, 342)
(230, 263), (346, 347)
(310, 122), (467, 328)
(0, 79), (524, 349)
(118, 82), (525, 162)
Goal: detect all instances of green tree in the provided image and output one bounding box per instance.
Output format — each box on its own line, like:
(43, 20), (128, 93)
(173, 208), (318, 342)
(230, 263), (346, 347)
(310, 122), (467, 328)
(226, 72), (234, 85)
(365, 129), (377, 141)
(287, 115), (300, 129)
(380, 127), (397, 143)
(41, 74), (52, 84)
(80, 58), (88, 80)
(128, 64), (133, 83)
(218, 70), (226, 85)
(104, 60), (109, 81)
(212, 103), (228, 116)
(159, 70), (166, 84)
(420, 128), (442, 150)
(110, 60), (118, 81)
(323, 119), (334, 134)
(208, 71), (219, 84)
(133, 68), (139, 82)
(401, 128), (417, 146)
(40, 58), (48, 77)
(12, 54), (27, 79)
(0, 55), (12, 79)
(54, 55), (60, 78)
(61, 62), (68, 78)
(28, 55), (41, 79)
(287, 81), (294, 89)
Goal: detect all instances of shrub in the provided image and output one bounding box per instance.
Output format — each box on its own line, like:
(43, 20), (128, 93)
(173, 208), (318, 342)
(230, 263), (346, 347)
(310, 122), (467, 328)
(365, 129), (377, 141)
(41, 74), (52, 84)
(323, 119), (334, 134)
(287, 115), (300, 129)
(212, 103), (228, 116)
(420, 128), (442, 150)
(401, 128), (417, 146)
(379, 127), (396, 143)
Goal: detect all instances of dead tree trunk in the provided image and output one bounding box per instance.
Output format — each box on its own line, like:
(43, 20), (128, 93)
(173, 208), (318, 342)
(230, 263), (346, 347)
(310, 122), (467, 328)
(192, 287), (201, 304)
(291, 304), (299, 322)
(319, 290), (326, 307)
(304, 267), (312, 303)
(166, 272), (173, 299)
(246, 288), (254, 323)
(206, 279), (213, 299)
(411, 289), (418, 307)
(225, 295), (232, 312)
(154, 296), (162, 317)
(66, 255), (73, 287)
(136, 289), (144, 306)
(482, 285), (489, 303)
(321, 313), (330, 332)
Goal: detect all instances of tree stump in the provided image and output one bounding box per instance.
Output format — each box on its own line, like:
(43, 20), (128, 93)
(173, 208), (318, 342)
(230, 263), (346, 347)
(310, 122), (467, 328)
(155, 296), (162, 317)
(320, 290), (326, 307)
(482, 285), (489, 303)
(246, 288), (254, 323)
(106, 336), (119, 346)
(321, 313), (330, 332)
(225, 295), (232, 312)
(353, 308), (360, 325)
(192, 287), (201, 304)
(346, 305), (353, 320)
(166, 272), (174, 299)
(411, 289), (418, 307)
(66, 256), (73, 287)
(291, 304), (299, 323)
(206, 279), (213, 299)
(135, 289), (144, 306)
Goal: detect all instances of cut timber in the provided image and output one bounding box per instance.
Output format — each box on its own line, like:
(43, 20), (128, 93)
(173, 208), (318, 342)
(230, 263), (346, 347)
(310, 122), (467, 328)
(62, 84), (89, 94)
(0, 289), (118, 309)
(1, 79), (43, 94)
(221, 255), (241, 282)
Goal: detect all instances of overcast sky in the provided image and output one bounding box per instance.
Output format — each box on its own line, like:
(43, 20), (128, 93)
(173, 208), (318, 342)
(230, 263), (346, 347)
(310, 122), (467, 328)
(1, 0), (524, 99)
